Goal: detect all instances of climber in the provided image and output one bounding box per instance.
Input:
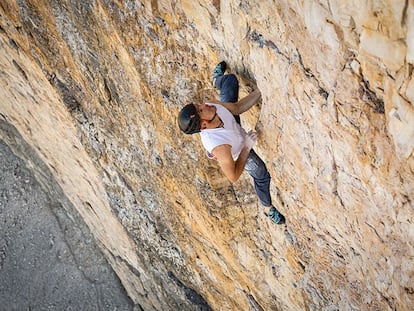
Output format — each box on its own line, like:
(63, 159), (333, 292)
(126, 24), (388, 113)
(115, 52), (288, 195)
(177, 61), (285, 225)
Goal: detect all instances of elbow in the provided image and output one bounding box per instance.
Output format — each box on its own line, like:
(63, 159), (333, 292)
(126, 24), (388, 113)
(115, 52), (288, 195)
(228, 104), (241, 115)
(228, 175), (240, 183)
(232, 107), (241, 115)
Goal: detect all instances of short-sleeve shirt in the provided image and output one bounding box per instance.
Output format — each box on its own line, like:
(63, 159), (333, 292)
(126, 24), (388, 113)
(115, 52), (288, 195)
(200, 104), (246, 160)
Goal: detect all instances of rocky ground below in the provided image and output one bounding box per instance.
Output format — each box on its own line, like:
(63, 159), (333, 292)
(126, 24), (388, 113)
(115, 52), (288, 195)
(0, 140), (133, 310)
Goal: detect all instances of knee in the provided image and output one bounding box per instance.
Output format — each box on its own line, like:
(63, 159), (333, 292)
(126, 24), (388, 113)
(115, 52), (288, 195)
(220, 74), (239, 89)
(246, 163), (270, 181)
(225, 74), (239, 86)
(257, 170), (271, 183)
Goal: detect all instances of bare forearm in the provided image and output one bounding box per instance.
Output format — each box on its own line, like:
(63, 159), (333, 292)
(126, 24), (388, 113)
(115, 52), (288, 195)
(209, 89), (261, 115)
(230, 145), (252, 182)
(215, 132), (257, 183)
(235, 89), (261, 114)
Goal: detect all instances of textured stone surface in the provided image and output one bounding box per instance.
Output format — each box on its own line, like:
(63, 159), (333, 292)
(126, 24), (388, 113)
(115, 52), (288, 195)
(0, 0), (413, 310)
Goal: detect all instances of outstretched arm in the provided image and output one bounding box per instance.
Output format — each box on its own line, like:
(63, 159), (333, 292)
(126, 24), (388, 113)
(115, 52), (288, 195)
(232, 89), (261, 114)
(207, 89), (261, 115)
(211, 131), (257, 183)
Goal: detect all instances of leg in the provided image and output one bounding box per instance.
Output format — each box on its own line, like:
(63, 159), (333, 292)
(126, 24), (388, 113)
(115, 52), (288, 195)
(215, 74), (241, 124)
(244, 150), (286, 224)
(244, 149), (272, 207)
(215, 74), (239, 102)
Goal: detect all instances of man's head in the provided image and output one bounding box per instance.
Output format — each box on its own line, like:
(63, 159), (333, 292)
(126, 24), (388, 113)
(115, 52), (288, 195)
(177, 103), (201, 134)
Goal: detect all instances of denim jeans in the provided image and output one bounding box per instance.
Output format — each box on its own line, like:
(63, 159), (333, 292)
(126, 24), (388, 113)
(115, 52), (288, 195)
(215, 74), (272, 207)
(215, 74), (241, 125)
(244, 150), (272, 207)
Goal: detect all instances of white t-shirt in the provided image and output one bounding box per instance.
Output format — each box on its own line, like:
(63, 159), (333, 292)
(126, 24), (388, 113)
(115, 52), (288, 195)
(200, 104), (246, 160)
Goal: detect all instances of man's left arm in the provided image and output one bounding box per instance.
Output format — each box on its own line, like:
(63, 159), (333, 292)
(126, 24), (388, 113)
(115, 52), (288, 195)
(212, 131), (258, 183)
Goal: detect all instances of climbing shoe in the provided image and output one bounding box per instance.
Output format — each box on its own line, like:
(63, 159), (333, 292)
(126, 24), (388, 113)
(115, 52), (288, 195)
(213, 61), (227, 79)
(268, 206), (286, 225)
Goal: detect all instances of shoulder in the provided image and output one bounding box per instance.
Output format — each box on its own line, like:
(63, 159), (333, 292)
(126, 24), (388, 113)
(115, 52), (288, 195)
(200, 128), (233, 152)
(215, 105), (236, 121)
(212, 144), (233, 161)
(206, 101), (239, 115)
(216, 102), (239, 115)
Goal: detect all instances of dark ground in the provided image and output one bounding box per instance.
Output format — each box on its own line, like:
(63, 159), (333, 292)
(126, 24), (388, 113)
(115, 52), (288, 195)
(0, 139), (134, 310)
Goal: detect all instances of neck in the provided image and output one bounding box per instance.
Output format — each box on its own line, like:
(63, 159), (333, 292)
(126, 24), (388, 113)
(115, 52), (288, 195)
(202, 107), (223, 130)
(206, 114), (223, 129)
(209, 112), (217, 122)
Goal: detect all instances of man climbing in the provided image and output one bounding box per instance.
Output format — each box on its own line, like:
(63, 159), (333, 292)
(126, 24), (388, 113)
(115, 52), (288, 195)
(177, 61), (285, 225)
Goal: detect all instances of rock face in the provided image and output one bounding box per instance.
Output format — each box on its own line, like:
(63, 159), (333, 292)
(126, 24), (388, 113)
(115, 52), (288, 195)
(0, 0), (413, 310)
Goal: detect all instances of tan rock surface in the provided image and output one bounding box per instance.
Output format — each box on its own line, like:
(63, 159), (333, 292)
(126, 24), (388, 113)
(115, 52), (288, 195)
(0, 0), (413, 310)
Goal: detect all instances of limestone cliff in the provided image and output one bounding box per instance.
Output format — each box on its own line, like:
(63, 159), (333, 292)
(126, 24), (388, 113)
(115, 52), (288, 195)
(0, 0), (413, 310)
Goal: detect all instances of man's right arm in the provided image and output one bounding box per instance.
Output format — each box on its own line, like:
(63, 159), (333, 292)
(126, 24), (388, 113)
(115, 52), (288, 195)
(211, 89), (261, 115)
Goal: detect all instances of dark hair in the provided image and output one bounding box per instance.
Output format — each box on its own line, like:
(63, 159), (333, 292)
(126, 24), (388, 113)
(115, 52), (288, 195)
(177, 104), (201, 134)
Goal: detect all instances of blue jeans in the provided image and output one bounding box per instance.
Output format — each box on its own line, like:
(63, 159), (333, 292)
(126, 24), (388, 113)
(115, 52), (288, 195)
(215, 74), (272, 207)
(215, 74), (241, 125)
(245, 150), (272, 207)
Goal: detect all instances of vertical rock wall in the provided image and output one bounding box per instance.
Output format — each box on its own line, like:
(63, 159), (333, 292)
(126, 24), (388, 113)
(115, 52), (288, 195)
(0, 0), (413, 310)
